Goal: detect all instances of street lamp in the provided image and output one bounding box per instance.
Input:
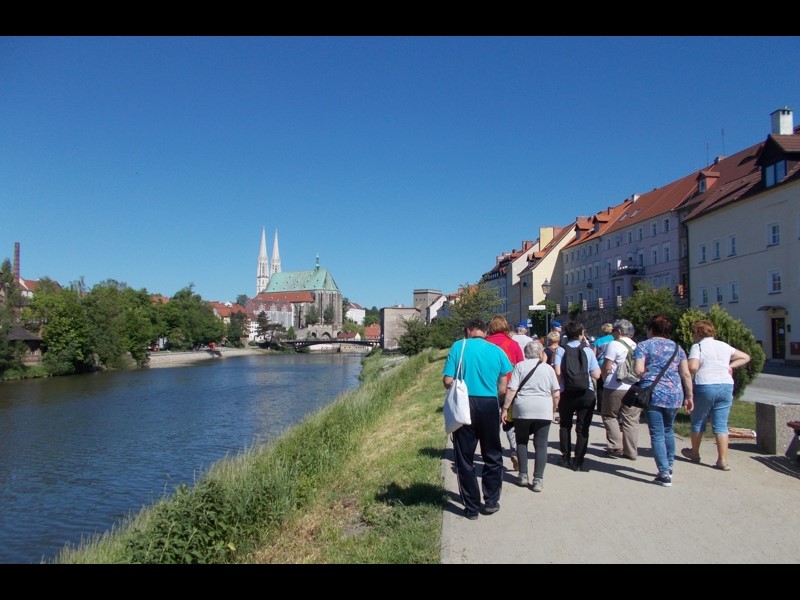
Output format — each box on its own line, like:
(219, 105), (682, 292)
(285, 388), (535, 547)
(541, 278), (551, 333)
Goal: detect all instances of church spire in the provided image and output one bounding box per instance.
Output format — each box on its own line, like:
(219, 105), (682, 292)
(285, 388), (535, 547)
(256, 226), (270, 294)
(270, 229), (281, 275)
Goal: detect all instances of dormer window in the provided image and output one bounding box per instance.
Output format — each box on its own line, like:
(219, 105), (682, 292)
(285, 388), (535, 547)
(698, 179), (707, 193)
(764, 160), (787, 188)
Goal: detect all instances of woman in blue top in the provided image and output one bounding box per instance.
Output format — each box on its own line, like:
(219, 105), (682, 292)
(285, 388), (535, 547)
(633, 315), (694, 487)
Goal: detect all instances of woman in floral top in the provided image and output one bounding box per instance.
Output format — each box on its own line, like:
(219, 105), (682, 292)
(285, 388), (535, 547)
(633, 315), (694, 487)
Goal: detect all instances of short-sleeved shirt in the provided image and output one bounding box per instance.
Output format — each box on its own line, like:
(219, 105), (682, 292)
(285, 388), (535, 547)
(594, 334), (614, 366)
(443, 337), (513, 397)
(602, 337), (636, 391)
(486, 332), (524, 383)
(511, 334), (534, 354)
(633, 337), (687, 409)
(508, 358), (560, 420)
(689, 337), (736, 385)
(553, 341), (600, 392)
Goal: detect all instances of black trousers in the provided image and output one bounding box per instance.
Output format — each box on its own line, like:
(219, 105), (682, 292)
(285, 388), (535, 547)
(558, 388), (596, 462)
(452, 395), (503, 515)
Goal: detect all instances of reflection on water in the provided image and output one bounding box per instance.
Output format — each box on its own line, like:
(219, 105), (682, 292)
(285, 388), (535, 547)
(0, 352), (363, 563)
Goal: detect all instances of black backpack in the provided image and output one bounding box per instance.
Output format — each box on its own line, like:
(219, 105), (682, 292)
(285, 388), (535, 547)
(544, 346), (556, 366)
(562, 345), (589, 391)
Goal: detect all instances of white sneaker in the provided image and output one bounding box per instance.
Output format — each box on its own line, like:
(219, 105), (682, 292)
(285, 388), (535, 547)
(518, 474), (529, 487)
(531, 478), (543, 493)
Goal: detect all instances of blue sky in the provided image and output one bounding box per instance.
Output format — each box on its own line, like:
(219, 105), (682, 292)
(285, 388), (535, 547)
(2, 36), (799, 310)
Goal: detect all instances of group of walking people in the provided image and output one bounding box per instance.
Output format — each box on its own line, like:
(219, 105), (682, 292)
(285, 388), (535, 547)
(442, 312), (751, 519)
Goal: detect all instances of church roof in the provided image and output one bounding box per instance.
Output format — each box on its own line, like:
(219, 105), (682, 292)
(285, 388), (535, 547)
(265, 267), (341, 294)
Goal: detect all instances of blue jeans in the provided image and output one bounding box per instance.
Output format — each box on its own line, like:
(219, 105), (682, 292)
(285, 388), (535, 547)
(691, 383), (733, 435)
(645, 405), (680, 477)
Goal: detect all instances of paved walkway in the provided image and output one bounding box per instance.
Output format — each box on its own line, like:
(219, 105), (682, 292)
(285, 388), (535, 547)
(440, 375), (800, 564)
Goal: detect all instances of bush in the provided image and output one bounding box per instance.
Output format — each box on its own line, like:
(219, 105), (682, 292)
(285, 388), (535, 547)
(676, 304), (765, 400)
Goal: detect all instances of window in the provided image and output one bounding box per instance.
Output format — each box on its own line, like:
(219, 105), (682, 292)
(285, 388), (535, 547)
(698, 179), (707, 193)
(637, 227), (643, 241)
(699, 244), (707, 263)
(769, 270), (782, 293)
(651, 247), (658, 265)
(627, 231), (632, 244)
(615, 235), (621, 247)
(713, 240), (721, 260)
(681, 240), (687, 259)
(728, 235), (737, 256)
(730, 281), (739, 303)
(715, 285), (723, 304)
(663, 218), (670, 233)
(663, 243), (670, 262)
(651, 222), (657, 237)
(768, 223), (780, 246)
(701, 287), (708, 305)
(764, 160), (787, 188)
(606, 239), (611, 250)
(638, 252), (644, 267)
(594, 265), (599, 278)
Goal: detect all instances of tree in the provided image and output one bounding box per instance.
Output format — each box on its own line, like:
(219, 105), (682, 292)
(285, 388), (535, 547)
(676, 304), (765, 400)
(364, 306), (380, 327)
(226, 312), (248, 348)
(618, 281), (682, 341)
(433, 283), (502, 347)
(323, 302), (334, 325)
(397, 316), (430, 356)
(305, 305), (319, 326)
(236, 294), (249, 308)
(256, 311), (270, 341)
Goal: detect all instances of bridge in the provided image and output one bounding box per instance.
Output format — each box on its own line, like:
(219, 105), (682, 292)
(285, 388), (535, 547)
(282, 338), (381, 351)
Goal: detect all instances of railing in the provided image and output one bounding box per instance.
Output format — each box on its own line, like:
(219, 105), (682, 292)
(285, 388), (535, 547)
(612, 261), (644, 277)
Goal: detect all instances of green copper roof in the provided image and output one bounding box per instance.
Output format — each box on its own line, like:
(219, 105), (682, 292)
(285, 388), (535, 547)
(265, 267), (340, 293)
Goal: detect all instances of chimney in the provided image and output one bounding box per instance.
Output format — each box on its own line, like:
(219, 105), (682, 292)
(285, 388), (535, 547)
(771, 107), (793, 135)
(13, 242), (20, 282)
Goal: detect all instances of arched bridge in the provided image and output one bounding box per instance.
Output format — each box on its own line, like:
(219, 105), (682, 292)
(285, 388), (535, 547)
(282, 338), (381, 351)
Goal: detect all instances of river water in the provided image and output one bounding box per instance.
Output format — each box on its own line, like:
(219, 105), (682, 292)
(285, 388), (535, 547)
(0, 352), (365, 564)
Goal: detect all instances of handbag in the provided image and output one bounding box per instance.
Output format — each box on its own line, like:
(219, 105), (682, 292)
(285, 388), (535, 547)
(444, 339), (471, 434)
(622, 342), (679, 409)
(506, 361), (542, 421)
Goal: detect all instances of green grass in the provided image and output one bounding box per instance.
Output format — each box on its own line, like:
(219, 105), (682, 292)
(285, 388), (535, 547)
(53, 348), (448, 564)
(673, 399), (755, 438)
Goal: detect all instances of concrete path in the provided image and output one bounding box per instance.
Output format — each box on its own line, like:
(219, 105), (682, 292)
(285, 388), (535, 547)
(440, 370), (800, 564)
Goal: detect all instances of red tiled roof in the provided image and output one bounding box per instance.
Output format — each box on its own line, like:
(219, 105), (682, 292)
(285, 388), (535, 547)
(364, 324), (381, 339)
(253, 291), (314, 304)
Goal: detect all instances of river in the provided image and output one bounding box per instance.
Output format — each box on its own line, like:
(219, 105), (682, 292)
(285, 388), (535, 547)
(0, 352), (365, 564)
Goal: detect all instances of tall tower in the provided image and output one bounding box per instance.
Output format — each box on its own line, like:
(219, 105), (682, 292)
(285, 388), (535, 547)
(270, 229), (282, 275)
(256, 226), (270, 294)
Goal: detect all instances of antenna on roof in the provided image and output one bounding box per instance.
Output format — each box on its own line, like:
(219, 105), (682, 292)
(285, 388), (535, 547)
(721, 128), (726, 157)
(706, 141), (709, 166)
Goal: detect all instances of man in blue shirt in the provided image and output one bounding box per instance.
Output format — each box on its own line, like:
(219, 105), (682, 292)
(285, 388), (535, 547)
(443, 318), (513, 520)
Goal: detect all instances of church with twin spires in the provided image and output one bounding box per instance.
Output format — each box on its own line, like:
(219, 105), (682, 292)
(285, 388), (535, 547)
(248, 227), (343, 333)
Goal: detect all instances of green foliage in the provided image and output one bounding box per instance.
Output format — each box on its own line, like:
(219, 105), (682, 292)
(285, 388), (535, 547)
(676, 304), (765, 400)
(236, 294), (249, 308)
(305, 305), (319, 325)
(619, 281), (682, 341)
(156, 285), (225, 350)
(568, 302), (582, 319)
(226, 312), (248, 348)
(431, 283), (502, 348)
(323, 303), (334, 325)
(530, 299), (557, 337)
(397, 316), (430, 356)
(364, 306), (380, 327)
(286, 326), (296, 340)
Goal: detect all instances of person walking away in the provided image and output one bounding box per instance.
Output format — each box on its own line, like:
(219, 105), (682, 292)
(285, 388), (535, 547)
(443, 319), (513, 519)
(485, 315), (525, 472)
(633, 315), (694, 487)
(543, 331), (562, 423)
(600, 319), (640, 460)
(554, 321), (601, 472)
(682, 319), (751, 471)
(512, 324), (534, 354)
(502, 339), (560, 492)
(593, 323), (614, 413)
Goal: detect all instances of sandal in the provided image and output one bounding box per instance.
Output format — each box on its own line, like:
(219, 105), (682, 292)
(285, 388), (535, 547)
(714, 462), (731, 471)
(680, 448), (700, 463)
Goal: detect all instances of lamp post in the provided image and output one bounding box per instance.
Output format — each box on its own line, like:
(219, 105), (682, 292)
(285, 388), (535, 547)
(541, 278), (551, 333)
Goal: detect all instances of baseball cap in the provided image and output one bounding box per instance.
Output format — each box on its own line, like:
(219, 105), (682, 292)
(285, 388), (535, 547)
(551, 320), (562, 328)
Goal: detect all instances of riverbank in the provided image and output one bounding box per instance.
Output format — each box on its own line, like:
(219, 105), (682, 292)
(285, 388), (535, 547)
(145, 346), (269, 368)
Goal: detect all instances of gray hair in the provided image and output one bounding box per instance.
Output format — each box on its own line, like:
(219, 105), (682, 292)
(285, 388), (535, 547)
(524, 340), (544, 359)
(613, 319), (635, 336)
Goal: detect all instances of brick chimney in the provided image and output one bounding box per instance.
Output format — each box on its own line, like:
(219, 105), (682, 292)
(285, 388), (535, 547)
(13, 242), (20, 283)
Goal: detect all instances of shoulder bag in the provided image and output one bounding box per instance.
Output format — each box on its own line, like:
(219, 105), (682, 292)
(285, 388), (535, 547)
(444, 338), (471, 434)
(622, 342), (679, 409)
(506, 360), (542, 420)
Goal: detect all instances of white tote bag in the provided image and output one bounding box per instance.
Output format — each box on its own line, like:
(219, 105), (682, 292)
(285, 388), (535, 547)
(444, 338), (471, 434)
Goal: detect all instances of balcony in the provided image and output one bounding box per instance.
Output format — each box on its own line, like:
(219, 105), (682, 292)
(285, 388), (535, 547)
(612, 260), (644, 277)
